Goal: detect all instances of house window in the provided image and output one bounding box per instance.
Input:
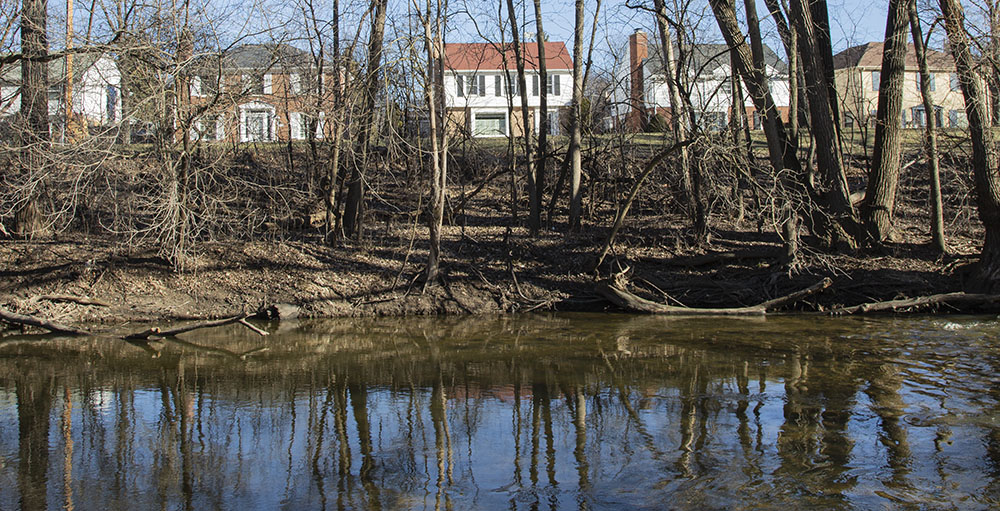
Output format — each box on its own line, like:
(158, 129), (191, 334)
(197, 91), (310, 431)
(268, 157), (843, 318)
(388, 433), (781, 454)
(456, 75), (464, 97)
(546, 74), (561, 96)
(871, 70), (880, 91)
(752, 110), (761, 130)
(912, 105), (925, 127)
(290, 112), (325, 140)
(290, 73), (301, 94)
(195, 114), (223, 141)
(928, 72), (936, 91)
(949, 109), (967, 128)
(507, 76), (519, 96)
(243, 74), (264, 95)
(243, 74), (272, 95)
(547, 110), (561, 135)
(950, 73), (960, 91)
(467, 74), (486, 96)
(845, 114), (855, 128)
(473, 113), (506, 137)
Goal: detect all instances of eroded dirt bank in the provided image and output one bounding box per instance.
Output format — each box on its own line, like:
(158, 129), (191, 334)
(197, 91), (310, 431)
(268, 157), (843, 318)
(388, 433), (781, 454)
(0, 216), (983, 329)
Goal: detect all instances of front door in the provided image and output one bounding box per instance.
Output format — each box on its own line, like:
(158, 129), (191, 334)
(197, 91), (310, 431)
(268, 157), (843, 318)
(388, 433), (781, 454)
(245, 110), (270, 141)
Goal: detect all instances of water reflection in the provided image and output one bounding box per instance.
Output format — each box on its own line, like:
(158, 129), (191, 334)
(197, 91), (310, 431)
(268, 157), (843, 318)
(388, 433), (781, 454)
(1, 314), (999, 509)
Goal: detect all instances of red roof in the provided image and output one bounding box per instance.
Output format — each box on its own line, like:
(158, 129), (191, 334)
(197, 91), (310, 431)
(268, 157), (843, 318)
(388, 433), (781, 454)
(444, 42), (572, 71)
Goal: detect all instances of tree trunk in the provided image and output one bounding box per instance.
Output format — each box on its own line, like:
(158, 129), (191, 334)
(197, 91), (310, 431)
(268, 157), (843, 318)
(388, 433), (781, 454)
(325, 0), (343, 243)
(908, 1), (946, 253)
(343, 0), (388, 240)
(16, 0), (50, 238)
(939, 0), (1000, 291)
(652, 0), (694, 213)
(567, 0), (585, 232)
(789, 0), (860, 247)
(421, 0), (448, 285)
(862, 0), (910, 243)
(531, 0), (548, 237)
(505, 0), (535, 231)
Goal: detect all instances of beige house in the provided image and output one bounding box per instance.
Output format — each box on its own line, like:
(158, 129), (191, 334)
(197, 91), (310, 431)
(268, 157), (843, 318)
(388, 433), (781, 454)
(833, 42), (971, 129)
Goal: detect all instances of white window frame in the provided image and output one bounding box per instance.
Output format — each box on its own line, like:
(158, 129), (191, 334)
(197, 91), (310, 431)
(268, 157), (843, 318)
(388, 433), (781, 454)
(471, 111), (508, 137)
(238, 101), (277, 142)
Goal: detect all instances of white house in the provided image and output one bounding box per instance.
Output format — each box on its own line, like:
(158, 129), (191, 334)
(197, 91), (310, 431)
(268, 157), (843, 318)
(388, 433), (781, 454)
(443, 42), (573, 137)
(1, 53), (121, 131)
(613, 30), (790, 132)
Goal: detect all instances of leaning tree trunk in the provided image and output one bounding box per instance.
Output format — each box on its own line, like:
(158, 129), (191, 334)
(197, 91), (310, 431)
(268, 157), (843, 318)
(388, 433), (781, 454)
(862, 0), (910, 244)
(939, 0), (1000, 291)
(908, 0), (946, 252)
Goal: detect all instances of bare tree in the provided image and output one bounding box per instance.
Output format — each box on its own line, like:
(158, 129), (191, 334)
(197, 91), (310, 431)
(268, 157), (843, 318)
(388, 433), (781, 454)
(939, 0), (1000, 290)
(342, 0), (388, 240)
(416, 0), (449, 284)
(909, 0), (946, 252)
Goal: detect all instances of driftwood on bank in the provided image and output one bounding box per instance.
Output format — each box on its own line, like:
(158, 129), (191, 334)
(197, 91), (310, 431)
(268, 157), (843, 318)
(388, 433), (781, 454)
(828, 292), (1000, 315)
(0, 306), (91, 335)
(596, 278), (832, 315)
(123, 313), (266, 340)
(33, 294), (110, 307)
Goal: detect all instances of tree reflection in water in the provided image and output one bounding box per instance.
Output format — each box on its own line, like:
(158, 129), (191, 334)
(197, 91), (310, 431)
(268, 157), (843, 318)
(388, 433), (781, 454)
(0, 314), (999, 509)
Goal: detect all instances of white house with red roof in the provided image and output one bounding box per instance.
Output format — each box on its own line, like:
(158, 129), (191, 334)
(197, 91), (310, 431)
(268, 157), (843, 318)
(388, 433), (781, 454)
(443, 41), (573, 137)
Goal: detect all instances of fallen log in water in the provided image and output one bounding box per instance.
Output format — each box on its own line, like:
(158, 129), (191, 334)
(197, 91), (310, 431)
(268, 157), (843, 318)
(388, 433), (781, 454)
(123, 313), (267, 340)
(0, 306), (91, 335)
(595, 278), (832, 315)
(828, 292), (1000, 315)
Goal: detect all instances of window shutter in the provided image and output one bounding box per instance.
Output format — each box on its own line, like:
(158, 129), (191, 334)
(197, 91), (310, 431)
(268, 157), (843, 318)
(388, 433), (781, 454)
(290, 112), (301, 139)
(553, 75), (560, 96)
(495, 75), (501, 97)
(532, 75), (539, 96)
(479, 75), (486, 96)
(457, 75), (464, 97)
(263, 74), (273, 95)
(317, 112), (326, 139)
(190, 76), (202, 97)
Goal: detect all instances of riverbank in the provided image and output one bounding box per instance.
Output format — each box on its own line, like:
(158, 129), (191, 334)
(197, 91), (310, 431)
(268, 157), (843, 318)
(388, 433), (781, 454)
(0, 211), (983, 328)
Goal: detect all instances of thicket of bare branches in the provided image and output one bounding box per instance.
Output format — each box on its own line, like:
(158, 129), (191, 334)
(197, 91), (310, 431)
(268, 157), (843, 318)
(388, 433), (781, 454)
(0, 0), (997, 292)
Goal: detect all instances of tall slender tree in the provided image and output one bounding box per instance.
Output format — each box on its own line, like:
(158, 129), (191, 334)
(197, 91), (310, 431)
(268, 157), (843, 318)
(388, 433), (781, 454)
(908, 0), (945, 252)
(567, 0), (585, 232)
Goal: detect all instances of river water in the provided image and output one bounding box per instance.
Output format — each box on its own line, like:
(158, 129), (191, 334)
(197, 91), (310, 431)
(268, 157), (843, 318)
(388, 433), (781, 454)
(0, 313), (998, 510)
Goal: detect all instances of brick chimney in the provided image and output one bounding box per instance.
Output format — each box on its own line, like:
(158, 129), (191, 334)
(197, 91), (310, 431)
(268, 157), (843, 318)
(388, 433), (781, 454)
(628, 29), (647, 132)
